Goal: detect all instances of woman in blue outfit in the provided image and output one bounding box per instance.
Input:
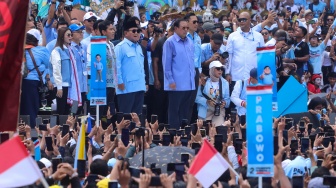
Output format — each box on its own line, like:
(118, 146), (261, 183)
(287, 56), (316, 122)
(20, 29), (49, 127)
(196, 61), (230, 126)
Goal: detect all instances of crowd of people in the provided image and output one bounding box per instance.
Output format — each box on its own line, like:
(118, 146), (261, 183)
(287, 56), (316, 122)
(6, 0), (336, 187)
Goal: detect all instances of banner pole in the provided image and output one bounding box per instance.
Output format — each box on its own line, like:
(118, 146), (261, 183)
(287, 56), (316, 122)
(96, 105), (99, 127)
(258, 177), (262, 188)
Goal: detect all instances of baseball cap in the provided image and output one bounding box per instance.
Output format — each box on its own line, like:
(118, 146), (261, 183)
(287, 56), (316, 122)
(211, 33), (223, 44)
(222, 21), (230, 28)
(250, 68), (257, 79)
(83, 12), (99, 21)
(39, 158), (52, 168)
(202, 22), (216, 33)
(27, 29), (41, 41)
(304, 9), (313, 17)
(209, 60), (224, 69)
(69, 23), (85, 32)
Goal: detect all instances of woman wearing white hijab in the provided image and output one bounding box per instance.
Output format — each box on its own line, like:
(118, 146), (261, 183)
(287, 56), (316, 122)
(195, 61), (230, 126)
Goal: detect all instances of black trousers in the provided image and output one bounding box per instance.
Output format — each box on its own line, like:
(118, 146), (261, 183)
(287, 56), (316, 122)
(152, 79), (168, 123)
(322, 66), (332, 85)
(188, 68), (199, 124)
(117, 91), (144, 115)
(144, 85), (155, 121)
(56, 87), (69, 115)
(168, 90), (193, 130)
(20, 80), (40, 127)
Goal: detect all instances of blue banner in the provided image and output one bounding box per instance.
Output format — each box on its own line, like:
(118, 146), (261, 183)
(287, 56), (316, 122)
(247, 85), (274, 177)
(90, 36), (107, 106)
(257, 46), (277, 111)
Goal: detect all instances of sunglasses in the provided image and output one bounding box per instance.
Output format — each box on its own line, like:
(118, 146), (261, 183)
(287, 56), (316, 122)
(261, 32), (269, 35)
(128, 29), (142, 33)
(181, 26), (189, 30)
(192, 20), (198, 24)
(327, 19), (334, 21)
(238, 18), (248, 23)
(67, 33), (73, 37)
(215, 67), (224, 71)
(87, 19), (97, 23)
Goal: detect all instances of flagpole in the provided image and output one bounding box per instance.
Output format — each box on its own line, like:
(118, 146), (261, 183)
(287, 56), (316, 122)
(39, 177), (49, 188)
(227, 163), (239, 177)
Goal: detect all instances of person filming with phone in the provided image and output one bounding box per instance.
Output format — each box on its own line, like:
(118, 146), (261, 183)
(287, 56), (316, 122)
(195, 61), (230, 126)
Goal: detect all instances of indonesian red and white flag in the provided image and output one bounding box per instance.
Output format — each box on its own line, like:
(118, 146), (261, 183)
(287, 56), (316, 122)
(188, 139), (230, 188)
(0, 136), (43, 187)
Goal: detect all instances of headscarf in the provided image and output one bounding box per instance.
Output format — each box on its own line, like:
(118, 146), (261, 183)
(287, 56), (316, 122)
(209, 67), (220, 82)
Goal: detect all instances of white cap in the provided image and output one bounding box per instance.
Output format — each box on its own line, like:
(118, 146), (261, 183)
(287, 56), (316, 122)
(27, 29), (41, 41)
(209, 60), (224, 69)
(222, 21), (230, 28)
(92, 154), (103, 161)
(39, 158), (52, 168)
(140, 21), (148, 28)
(83, 11), (100, 20)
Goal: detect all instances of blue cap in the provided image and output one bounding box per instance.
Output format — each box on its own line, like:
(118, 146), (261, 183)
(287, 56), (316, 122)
(69, 24), (85, 32)
(250, 68), (258, 79)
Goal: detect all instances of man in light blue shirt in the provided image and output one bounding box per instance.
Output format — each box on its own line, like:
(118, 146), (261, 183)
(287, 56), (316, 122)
(306, 0), (329, 18)
(201, 33), (225, 77)
(308, 27), (332, 74)
(185, 13), (202, 124)
(163, 19), (195, 129)
(69, 23), (88, 114)
(115, 18), (146, 114)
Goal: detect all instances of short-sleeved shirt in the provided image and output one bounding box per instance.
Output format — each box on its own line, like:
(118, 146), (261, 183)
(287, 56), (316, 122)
(309, 42), (326, 74)
(306, 2), (326, 18)
(151, 36), (167, 81)
(294, 41), (310, 68)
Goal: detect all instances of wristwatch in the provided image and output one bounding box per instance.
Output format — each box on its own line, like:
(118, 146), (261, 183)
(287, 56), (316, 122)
(117, 155), (124, 161)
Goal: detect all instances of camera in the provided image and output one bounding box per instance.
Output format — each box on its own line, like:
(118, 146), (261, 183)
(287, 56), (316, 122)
(64, 5), (73, 11)
(154, 26), (164, 33)
(220, 51), (229, 59)
(214, 102), (221, 116)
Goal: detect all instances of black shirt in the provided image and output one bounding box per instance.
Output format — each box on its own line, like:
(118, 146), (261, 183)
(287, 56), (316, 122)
(151, 36), (167, 80)
(294, 41), (309, 68)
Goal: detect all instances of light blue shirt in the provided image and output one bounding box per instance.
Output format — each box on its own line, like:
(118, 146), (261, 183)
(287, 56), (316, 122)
(195, 77), (230, 119)
(44, 19), (57, 44)
(83, 30), (91, 39)
(147, 38), (154, 85)
(95, 62), (103, 70)
(201, 43), (224, 64)
(261, 73), (273, 85)
(24, 46), (50, 82)
(115, 38), (146, 94)
(306, 2), (326, 18)
(46, 39), (57, 54)
(309, 42), (326, 74)
(71, 41), (88, 92)
(163, 33), (195, 91)
(187, 32), (202, 68)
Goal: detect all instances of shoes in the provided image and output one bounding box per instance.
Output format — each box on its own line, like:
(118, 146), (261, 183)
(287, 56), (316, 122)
(101, 80), (104, 82)
(95, 80), (98, 82)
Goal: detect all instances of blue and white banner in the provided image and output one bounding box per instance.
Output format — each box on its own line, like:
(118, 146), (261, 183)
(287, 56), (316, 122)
(257, 46), (277, 111)
(247, 85), (274, 177)
(90, 36), (106, 105)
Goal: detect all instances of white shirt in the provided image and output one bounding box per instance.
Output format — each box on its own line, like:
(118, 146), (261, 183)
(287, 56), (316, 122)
(226, 27), (265, 81)
(265, 38), (276, 47)
(50, 45), (69, 89)
(230, 80), (246, 116)
(323, 51), (332, 66)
